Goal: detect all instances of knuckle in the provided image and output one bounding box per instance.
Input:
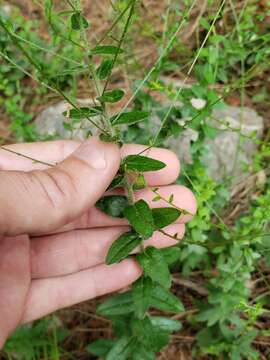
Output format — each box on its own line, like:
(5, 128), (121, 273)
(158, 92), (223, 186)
(31, 168), (77, 222)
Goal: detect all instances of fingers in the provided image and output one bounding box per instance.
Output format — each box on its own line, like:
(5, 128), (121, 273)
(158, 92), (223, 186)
(0, 235), (30, 347)
(21, 259), (142, 324)
(31, 223), (185, 279)
(0, 139), (120, 236)
(0, 141), (180, 186)
(66, 184), (197, 231)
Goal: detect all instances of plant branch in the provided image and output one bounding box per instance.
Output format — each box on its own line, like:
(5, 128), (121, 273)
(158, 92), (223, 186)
(0, 147), (54, 167)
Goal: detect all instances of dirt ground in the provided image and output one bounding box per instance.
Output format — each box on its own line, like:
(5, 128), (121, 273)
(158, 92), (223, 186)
(2, 1), (270, 359)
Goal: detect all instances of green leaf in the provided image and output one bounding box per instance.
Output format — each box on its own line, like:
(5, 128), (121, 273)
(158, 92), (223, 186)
(132, 174), (147, 190)
(90, 45), (124, 55)
(97, 292), (134, 316)
(106, 231), (142, 265)
(160, 246), (181, 265)
(96, 195), (128, 218)
(97, 89), (125, 103)
(150, 284), (184, 313)
(97, 59), (113, 80)
(107, 336), (137, 360)
(203, 124), (217, 139)
(137, 247), (171, 288)
(111, 111), (149, 126)
(132, 347), (155, 360)
(150, 316), (182, 332)
(131, 317), (169, 352)
(123, 155), (166, 172)
(132, 277), (153, 318)
(152, 207), (181, 229)
(71, 12), (89, 30)
(123, 200), (154, 239)
(86, 339), (115, 356)
(99, 133), (120, 143)
(108, 174), (125, 190)
(63, 106), (102, 119)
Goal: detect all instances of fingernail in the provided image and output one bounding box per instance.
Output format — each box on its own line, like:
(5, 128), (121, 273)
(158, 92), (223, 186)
(74, 139), (107, 170)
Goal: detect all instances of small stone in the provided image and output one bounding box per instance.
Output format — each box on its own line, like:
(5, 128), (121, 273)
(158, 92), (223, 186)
(190, 98), (206, 110)
(34, 100), (97, 140)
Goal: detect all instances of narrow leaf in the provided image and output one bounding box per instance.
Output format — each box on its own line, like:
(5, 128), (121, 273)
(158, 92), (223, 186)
(106, 232), (142, 265)
(108, 174), (125, 190)
(107, 336), (137, 360)
(71, 12), (89, 30)
(111, 111), (149, 126)
(86, 339), (115, 357)
(90, 45), (124, 55)
(97, 89), (125, 103)
(131, 317), (169, 352)
(96, 195), (128, 218)
(97, 292), (134, 316)
(132, 277), (153, 318)
(97, 59), (113, 80)
(123, 199), (154, 239)
(137, 246), (171, 288)
(152, 207), (181, 229)
(63, 106), (102, 119)
(133, 348), (155, 360)
(150, 285), (184, 313)
(132, 174), (147, 190)
(150, 316), (182, 332)
(160, 246), (181, 265)
(123, 155), (166, 172)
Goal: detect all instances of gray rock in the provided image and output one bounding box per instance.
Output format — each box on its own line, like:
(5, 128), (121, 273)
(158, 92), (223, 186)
(35, 100), (95, 140)
(35, 100), (264, 184)
(168, 105), (264, 183)
(204, 106), (264, 182)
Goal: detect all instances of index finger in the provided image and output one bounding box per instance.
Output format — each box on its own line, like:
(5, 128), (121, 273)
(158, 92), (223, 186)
(0, 140), (180, 186)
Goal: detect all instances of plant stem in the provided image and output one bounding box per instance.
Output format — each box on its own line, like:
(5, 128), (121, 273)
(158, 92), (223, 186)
(102, 0), (136, 94)
(0, 16), (110, 136)
(0, 147), (54, 167)
(97, 0), (135, 46)
(152, 188), (192, 216)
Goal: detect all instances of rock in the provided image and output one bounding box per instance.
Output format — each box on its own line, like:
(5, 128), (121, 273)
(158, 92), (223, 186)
(203, 106), (264, 182)
(34, 100), (96, 140)
(35, 100), (264, 184)
(168, 105), (264, 183)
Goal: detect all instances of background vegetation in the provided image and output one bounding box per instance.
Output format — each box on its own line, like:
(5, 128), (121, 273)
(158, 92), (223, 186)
(0, 0), (270, 359)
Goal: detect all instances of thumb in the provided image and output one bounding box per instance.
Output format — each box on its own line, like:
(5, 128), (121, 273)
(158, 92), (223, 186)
(0, 138), (120, 236)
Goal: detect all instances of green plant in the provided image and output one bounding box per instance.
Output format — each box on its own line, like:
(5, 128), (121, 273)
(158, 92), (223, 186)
(1, 0), (270, 359)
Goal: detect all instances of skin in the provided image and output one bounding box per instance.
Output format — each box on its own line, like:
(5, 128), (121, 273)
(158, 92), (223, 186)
(0, 138), (196, 348)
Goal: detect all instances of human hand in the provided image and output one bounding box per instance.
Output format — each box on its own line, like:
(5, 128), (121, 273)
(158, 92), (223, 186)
(0, 138), (196, 347)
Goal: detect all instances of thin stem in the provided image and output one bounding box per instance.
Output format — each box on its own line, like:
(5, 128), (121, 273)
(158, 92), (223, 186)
(159, 229), (183, 242)
(111, 0), (198, 123)
(54, 86), (109, 135)
(0, 16), (110, 136)
(152, 188), (192, 216)
(9, 32), (82, 66)
(182, 167), (229, 232)
(102, 0), (136, 94)
(65, 0), (77, 11)
(97, 0), (135, 46)
(153, 0), (225, 145)
(0, 17), (42, 71)
(0, 50), (57, 93)
(0, 147), (55, 167)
